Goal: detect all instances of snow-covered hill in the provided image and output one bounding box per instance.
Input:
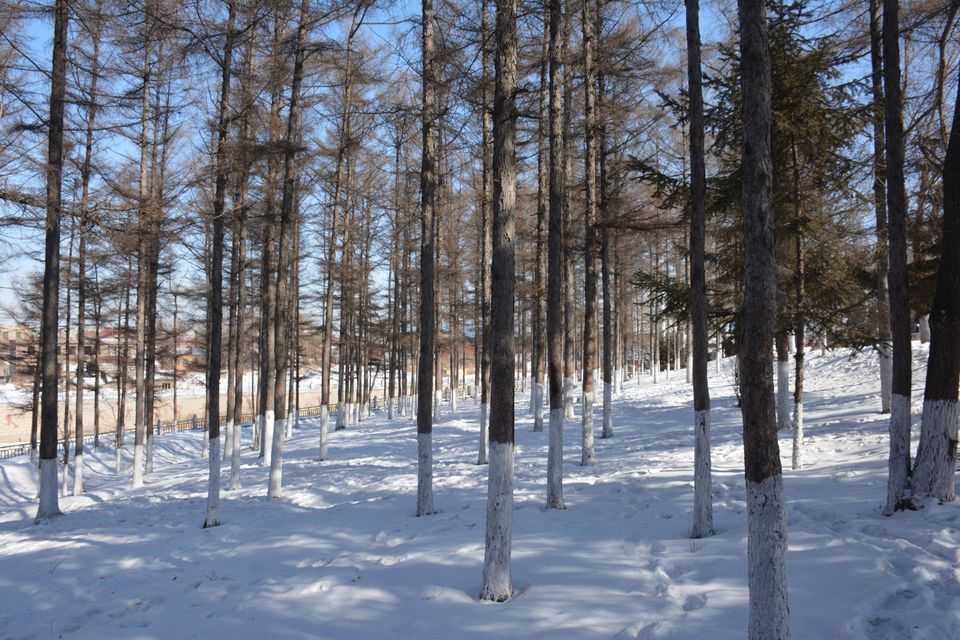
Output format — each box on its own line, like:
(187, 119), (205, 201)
(1, 344), (957, 639)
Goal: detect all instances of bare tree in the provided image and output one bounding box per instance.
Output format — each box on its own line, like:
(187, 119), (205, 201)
(417, 0), (437, 517)
(738, 0), (789, 636)
(883, 0), (913, 516)
(480, 0), (517, 601)
(36, 0), (69, 523)
(545, 0), (565, 511)
(686, 0), (712, 539)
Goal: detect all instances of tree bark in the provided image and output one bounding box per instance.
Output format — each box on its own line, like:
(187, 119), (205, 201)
(417, 0), (437, 517)
(533, 5), (549, 434)
(203, 0), (236, 528)
(869, 0), (892, 414)
(481, 0), (517, 599)
(912, 70), (960, 502)
(36, 0), (68, 522)
(686, 0), (713, 539)
(580, 0), (598, 466)
(883, 0), (913, 515)
(738, 0), (789, 635)
(478, 0), (492, 464)
(269, 0), (308, 499)
(545, 0), (566, 510)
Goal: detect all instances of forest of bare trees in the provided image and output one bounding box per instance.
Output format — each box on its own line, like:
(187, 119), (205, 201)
(0, 0), (957, 627)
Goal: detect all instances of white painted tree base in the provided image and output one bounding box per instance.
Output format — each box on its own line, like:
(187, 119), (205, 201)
(262, 410), (275, 467)
(533, 384), (544, 432)
(268, 417), (285, 499)
(913, 398), (958, 502)
(581, 392), (596, 465)
(777, 361), (790, 430)
(792, 402), (803, 470)
(885, 394), (912, 515)
(878, 345), (892, 413)
(229, 421), (242, 491)
(601, 382), (613, 438)
(203, 436), (221, 528)
(416, 431), (434, 516)
(546, 408), (565, 509)
(746, 474), (789, 640)
(132, 443), (144, 489)
(692, 409), (712, 538)
(72, 453), (84, 496)
(319, 406), (329, 461)
(35, 457), (61, 522)
(478, 403), (489, 465)
(480, 441), (514, 602)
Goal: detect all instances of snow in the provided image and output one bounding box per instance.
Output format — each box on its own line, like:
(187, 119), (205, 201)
(1, 344), (959, 639)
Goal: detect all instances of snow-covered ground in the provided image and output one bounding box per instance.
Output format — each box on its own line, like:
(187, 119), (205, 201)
(1, 344), (957, 639)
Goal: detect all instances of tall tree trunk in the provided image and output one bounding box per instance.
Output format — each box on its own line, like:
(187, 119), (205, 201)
(532, 4), (549, 433)
(883, 0), (913, 515)
(580, 0), (598, 466)
(545, 0), (566, 510)
(203, 0), (236, 528)
(320, 5), (363, 456)
(738, 0), (789, 636)
(258, 11), (285, 465)
(36, 0), (68, 522)
(92, 274), (101, 450)
(269, 0), (308, 499)
(775, 332), (790, 430)
(561, 14), (575, 421)
(481, 0), (517, 601)
(62, 207), (74, 497)
(131, 0), (152, 489)
(686, 0), (712, 539)
(478, 0), (492, 464)
(791, 141), (806, 471)
(869, 0), (892, 414)
(417, 0), (437, 517)
(72, 9), (100, 496)
(597, 0), (613, 439)
(912, 71), (960, 502)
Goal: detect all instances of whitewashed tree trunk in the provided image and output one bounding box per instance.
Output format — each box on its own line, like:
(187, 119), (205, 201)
(879, 344), (892, 413)
(792, 401), (803, 469)
(132, 443), (144, 488)
(417, 431), (433, 515)
(224, 420), (234, 461)
(546, 408), (564, 509)
(72, 453), (83, 497)
(201, 427), (209, 459)
(262, 409), (274, 466)
(692, 410), (712, 537)
(885, 394), (912, 514)
(777, 361), (790, 430)
(746, 475), (790, 639)
(229, 419), (241, 490)
(451, 388), (458, 412)
(114, 446), (122, 475)
(601, 382), (613, 438)
(478, 403), (489, 465)
(481, 442), (514, 601)
(581, 391), (596, 464)
(533, 383), (544, 432)
(268, 416), (284, 498)
(913, 399), (958, 502)
(203, 436), (221, 528)
(919, 314), (930, 343)
(37, 458), (61, 522)
(563, 377), (575, 419)
(319, 405), (329, 461)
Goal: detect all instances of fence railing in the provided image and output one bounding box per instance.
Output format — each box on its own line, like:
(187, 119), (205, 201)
(0, 385), (482, 462)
